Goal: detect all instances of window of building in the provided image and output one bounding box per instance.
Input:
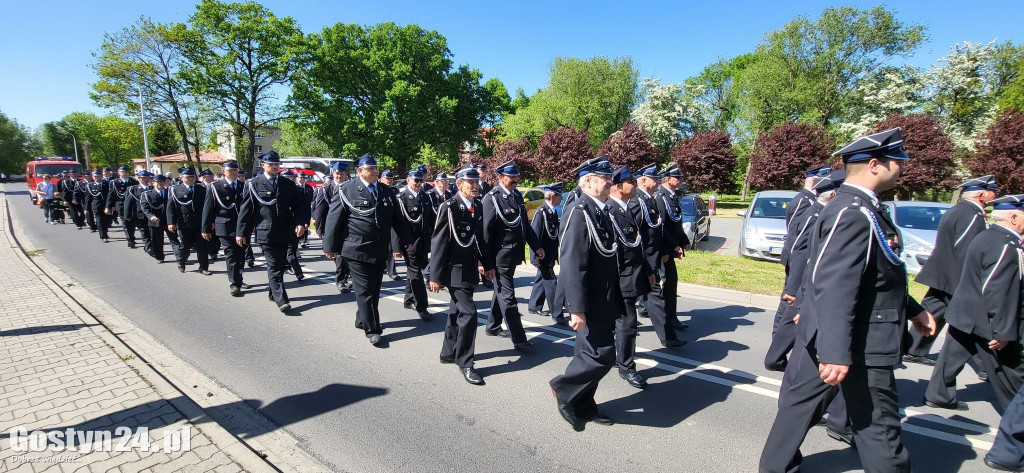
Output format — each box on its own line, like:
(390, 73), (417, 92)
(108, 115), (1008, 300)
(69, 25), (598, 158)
(255, 145), (263, 153)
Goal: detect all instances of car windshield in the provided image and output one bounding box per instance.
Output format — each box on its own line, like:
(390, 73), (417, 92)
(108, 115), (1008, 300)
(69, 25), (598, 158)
(894, 206), (946, 230)
(679, 198), (697, 216)
(749, 197), (789, 219)
(35, 164), (83, 175)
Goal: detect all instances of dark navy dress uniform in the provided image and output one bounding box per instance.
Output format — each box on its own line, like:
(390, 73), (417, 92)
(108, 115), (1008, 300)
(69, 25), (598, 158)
(910, 175), (996, 359)
(283, 172), (313, 280)
(237, 153), (307, 310)
(313, 171), (350, 291)
(652, 164), (690, 331)
(760, 129), (924, 473)
(549, 159), (624, 431)
(765, 167), (833, 372)
(123, 175), (153, 255)
(925, 205), (1024, 412)
(322, 154), (413, 342)
(627, 164), (680, 344)
(527, 184), (562, 319)
(166, 173), (209, 273)
(139, 178), (179, 262)
(60, 176), (85, 228)
(106, 171), (140, 246)
(202, 165), (247, 293)
(429, 168), (494, 380)
(86, 173), (111, 240)
(393, 168), (436, 317)
(482, 160), (543, 347)
(607, 166), (654, 388)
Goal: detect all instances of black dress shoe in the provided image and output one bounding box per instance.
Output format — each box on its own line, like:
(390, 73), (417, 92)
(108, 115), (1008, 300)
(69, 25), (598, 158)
(672, 321), (690, 330)
(369, 334), (384, 346)
(555, 399), (584, 432)
(199, 269), (213, 276)
(984, 456), (1024, 472)
(541, 310), (551, 317)
(527, 309), (542, 315)
(177, 264), (186, 273)
(278, 303), (291, 313)
(486, 329), (511, 338)
(240, 283), (253, 289)
(295, 272), (305, 281)
(440, 354), (455, 364)
(661, 338), (687, 348)
(552, 316), (569, 326)
(418, 311), (431, 321)
(902, 354), (935, 366)
(90, 229), (97, 233)
(102, 238), (110, 243)
(582, 411), (614, 426)
(230, 286), (242, 297)
(924, 399), (969, 411)
(826, 427), (855, 447)
(638, 310), (650, 319)
(246, 259), (255, 268)
(619, 370), (648, 389)
(513, 340), (533, 352)
(127, 242), (135, 249)
(462, 367), (484, 385)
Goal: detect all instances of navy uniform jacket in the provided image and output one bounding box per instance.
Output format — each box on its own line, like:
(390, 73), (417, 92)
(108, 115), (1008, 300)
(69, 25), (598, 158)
(73, 180), (89, 206)
(124, 184), (150, 222)
(139, 188), (169, 228)
(167, 184), (207, 230)
(915, 200), (988, 294)
(428, 195), (494, 288)
(561, 187), (582, 209)
(784, 201), (823, 297)
(237, 174), (306, 246)
(945, 225), (1024, 342)
(201, 179), (244, 238)
(392, 187), (437, 267)
(312, 180), (340, 233)
(482, 186), (542, 268)
(654, 185), (689, 253)
(629, 189), (669, 272)
(559, 195), (623, 321)
(298, 183), (314, 224)
(426, 185), (452, 213)
(626, 186), (667, 272)
(58, 178), (77, 203)
(780, 188), (817, 267)
(530, 203), (559, 268)
(609, 198), (654, 299)
(106, 177), (140, 216)
(800, 185), (924, 367)
(86, 180), (110, 212)
(322, 179), (413, 264)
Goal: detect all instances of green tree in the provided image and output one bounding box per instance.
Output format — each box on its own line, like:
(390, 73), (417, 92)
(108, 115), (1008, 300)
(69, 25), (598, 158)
(502, 56), (639, 148)
(60, 112), (144, 166)
(734, 6), (926, 134)
(39, 122), (78, 157)
(925, 41), (1000, 149)
(289, 22), (496, 172)
(148, 120), (181, 156)
(0, 111), (43, 173)
(90, 16), (203, 163)
(686, 54), (756, 137)
(178, 0), (304, 168)
(276, 119), (333, 158)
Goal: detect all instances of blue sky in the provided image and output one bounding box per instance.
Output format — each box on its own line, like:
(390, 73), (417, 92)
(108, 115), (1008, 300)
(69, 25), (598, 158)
(1, 0), (1020, 129)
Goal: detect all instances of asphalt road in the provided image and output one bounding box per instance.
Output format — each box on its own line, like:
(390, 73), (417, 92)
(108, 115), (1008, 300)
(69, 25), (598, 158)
(3, 183), (1002, 472)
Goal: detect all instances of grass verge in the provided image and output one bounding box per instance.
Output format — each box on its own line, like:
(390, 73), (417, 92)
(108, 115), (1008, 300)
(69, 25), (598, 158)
(677, 250), (929, 301)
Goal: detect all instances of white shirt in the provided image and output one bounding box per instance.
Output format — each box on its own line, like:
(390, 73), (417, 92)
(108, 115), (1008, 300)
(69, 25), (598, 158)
(498, 183), (513, 196)
(544, 201), (555, 211)
(405, 186), (419, 199)
(842, 182), (879, 206)
(996, 222), (1023, 242)
(458, 193), (474, 210)
(638, 187), (654, 198)
(359, 177), (375, 191)
(966, 199), (985, 212)
(585, 193), (608, 211)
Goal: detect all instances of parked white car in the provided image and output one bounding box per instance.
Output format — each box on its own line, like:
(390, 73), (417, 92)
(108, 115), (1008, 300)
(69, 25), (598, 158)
(881, 201), (952, 274)
(738, 190), (798, 262)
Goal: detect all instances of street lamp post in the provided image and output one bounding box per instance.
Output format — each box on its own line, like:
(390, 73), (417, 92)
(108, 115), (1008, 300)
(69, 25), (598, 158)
(138, 86), (151, 171)
(67, 131), (80, 165)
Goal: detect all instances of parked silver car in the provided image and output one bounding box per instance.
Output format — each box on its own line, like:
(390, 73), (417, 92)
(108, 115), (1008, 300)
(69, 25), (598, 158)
(738, 190), (798, 261)
(881, 201), (952, 274)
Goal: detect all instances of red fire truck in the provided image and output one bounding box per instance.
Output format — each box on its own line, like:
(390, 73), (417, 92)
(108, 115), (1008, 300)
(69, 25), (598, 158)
(26, 157), (83, 201)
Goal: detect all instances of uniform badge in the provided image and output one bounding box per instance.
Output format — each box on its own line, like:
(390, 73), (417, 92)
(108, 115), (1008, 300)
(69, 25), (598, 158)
(460, 232), (466, 237)
(412, 206), (418, 211)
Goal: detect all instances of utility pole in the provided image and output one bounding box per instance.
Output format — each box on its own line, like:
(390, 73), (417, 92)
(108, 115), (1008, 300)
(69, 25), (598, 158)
(138, 86), (151, 171)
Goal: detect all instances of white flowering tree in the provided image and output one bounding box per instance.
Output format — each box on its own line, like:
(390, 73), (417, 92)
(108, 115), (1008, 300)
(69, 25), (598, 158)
(631, 78), (710, 156)
(838, 66), (925, 139)
(925, 41), (1000, 150)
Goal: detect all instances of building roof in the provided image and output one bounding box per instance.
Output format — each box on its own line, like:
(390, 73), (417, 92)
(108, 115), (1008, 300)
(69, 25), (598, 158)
(131, 150), (229, 164)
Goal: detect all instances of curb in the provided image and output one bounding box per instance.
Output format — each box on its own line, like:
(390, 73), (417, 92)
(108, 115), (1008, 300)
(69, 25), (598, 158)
(2, 191), (333, 473)
(676, 283), (780, 309)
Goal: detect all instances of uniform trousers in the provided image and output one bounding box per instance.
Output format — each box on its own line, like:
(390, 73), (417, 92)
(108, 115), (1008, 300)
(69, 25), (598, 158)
(122, 213), (138, 244)
(441, 286), (479, 369)
(760, 344), (904, 473)
(219, 236), (245, 288)
(286, 235), (303, 278)
(550, 313), (617, 417)
(643, 262), (678, 343)
(85, 208), (98, 231)
(66, 201), (85, 228)
(615, 296), (641, 372)
(487, 266), (528, 343)
(528, 267), (557, 313)
(401, 248), (428, 312)
(907, 288), (951, 357)
(988, 383), (1024, 469)
(347, 259), (386, 336)
(925, 326), (1024, 412)
(176, 226), (209, 270)
(334, 255), (349, 285)
(148, 225), (179, 261)
(94, 211), (111, 239)
(765, 302), (799, 371)
(261, 244), (289, 305)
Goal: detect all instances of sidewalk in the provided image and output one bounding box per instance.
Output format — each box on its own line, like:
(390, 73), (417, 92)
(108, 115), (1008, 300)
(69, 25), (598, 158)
(0, 199), (274, 471)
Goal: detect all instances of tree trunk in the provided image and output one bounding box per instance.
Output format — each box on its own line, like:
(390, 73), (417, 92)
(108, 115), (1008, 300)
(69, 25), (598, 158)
(740, 160), (752, 201)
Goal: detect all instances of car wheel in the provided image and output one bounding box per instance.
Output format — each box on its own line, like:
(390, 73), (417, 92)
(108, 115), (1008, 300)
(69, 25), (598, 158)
(702, 223), (711, 241)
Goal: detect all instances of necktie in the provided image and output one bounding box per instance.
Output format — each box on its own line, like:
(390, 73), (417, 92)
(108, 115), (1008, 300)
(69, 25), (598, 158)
(161, 189), (166, 199)
(370, 183), (377, 199)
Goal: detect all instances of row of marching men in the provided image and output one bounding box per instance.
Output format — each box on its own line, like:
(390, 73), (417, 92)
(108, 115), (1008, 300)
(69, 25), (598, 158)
(758, 126), (1024, 472)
